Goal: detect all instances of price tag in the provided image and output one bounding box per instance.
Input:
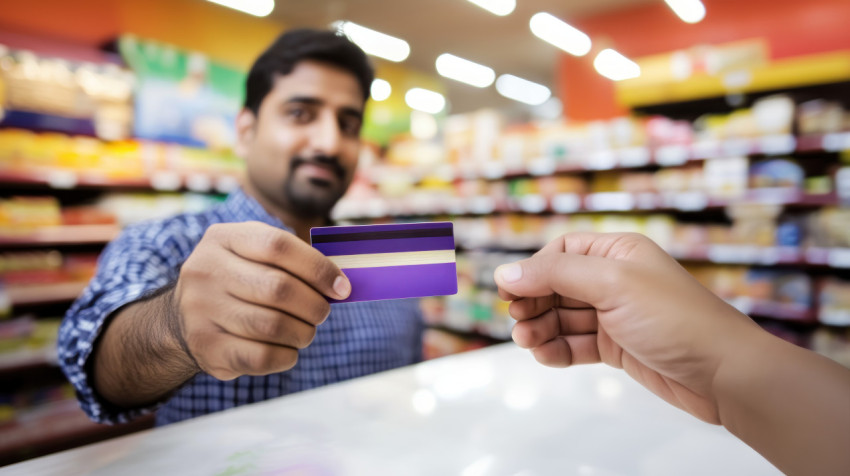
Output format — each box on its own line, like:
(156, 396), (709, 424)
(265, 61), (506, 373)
(551, 193), (581, 213)
(722, 138), (753, 157)
(215, 175), (240, 194)
(822, 132), (850, 152)
(469, 196), (496, 215)
(527, 157), (556, 176)
(692, 140), (719, 159)
(518, 194), (547, 213)
(46, 170), (77, 189)
(151, 171), (181, 191)
(585, 150), (617, 170)
(186, 173), (212, 192)
(586, 192), (634, 211)
(480, 161), (506, 180)
(827, 248), (850, 268)
(618, 147), (651, 167)
(758, 134), (796, 155)
(672, 191), (708, 211)
(727, 296), (753, 315)
(655, 145), (689, 166)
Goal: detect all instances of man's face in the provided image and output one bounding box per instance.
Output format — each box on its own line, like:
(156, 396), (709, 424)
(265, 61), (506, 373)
(236, 60), (364, 218)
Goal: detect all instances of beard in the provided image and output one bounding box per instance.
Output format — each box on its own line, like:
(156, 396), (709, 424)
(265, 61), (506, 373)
(284, 155), (348, 218)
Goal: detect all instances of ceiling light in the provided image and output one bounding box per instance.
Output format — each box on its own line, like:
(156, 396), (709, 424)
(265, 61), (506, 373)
(405, 88), (446, 114)
(495, 74), (551, 105)
(664, 0), (706, 23)
(205, 0), (275, 17)
(529, 12), (591, 57)
(593, 49), (641, 81)
(465, 0), (515, 16)
(334, 21), (410, 62)
(370, 78), (391, 101)
(435, 53), (495, 88)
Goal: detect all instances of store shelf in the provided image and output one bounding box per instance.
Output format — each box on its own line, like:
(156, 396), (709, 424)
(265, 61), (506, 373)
(7, 281), (89, 306)
(0, 224), (120, 247)
(0, 170), (239, 194)
(372, 132), (847, 189)
(617, 50), (850, 107)
(427, 324), (511, 344)
(0, 348), (57, 374)
(336, 189), (838, 220)
(0, 399), (155, 466)
(0, 110), (97, 136)
(726, 296), (817, 323)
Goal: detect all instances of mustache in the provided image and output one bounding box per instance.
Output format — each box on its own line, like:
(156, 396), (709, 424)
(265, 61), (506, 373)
(291, 155), (346, 180)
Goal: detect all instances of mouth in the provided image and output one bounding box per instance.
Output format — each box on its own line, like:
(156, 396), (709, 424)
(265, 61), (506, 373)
(295, 162), (340, 187)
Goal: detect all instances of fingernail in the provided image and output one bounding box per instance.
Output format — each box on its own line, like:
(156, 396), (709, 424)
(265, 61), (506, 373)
(333, 275), (351, 299)
(497, 263), (523, 283)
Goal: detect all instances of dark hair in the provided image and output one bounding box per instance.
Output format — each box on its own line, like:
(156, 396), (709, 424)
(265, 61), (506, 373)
(244, 28), (374, 114)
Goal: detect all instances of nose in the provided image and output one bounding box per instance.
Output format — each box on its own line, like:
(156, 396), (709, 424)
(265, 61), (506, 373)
(309, 111), (343, 158)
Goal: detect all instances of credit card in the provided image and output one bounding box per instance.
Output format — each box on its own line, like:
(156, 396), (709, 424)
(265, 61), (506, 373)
(310, 222), (458, 303)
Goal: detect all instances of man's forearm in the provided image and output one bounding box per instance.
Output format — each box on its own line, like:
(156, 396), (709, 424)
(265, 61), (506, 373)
(715, 331), (850, 475)
(91, 284), (199, 409)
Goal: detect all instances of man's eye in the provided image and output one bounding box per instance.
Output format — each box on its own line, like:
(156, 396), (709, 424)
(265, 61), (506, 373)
(287, 107), (312, 121)
(340, 117), (361, 135)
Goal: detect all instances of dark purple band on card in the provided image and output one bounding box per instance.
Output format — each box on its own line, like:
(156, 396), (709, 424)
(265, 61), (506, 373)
(329, 262), (458, 303)
(312, 221), (452, 237)
(313, 236), (455, 256)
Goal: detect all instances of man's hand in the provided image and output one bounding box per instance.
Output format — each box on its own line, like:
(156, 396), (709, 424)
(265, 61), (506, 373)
(174, 221), (351, 380)
(494, 232), (761, 424)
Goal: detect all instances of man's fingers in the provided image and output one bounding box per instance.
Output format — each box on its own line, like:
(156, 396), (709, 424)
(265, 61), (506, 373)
(187, 330), (299, 380)
(494, 253), (620, 307)
(512, 307), (598, 348)
(210, 222), (351, 300)
(223, 255), (331, 325)
(212, 302), (317, 350)
(530, 334), (601, 368)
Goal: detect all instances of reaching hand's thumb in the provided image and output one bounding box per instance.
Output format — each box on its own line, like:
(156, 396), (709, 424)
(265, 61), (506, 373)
(494, 252), (616, 306)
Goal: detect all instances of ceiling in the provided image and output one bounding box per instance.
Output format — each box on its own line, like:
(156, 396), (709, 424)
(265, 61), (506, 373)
(270, 0), (654, 118)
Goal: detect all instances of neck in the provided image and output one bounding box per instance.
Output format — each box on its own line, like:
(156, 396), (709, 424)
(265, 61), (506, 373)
(242, 183), (329, 242)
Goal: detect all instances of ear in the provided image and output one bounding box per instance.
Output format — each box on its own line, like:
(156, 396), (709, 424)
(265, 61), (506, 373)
(234, 108), (257, 160)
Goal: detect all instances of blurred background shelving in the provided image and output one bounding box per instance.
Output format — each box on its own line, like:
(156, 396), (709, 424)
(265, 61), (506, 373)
(2, 0), (850, 466)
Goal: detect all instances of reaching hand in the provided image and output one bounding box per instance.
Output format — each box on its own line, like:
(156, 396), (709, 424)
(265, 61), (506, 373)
(494, 232), (762, 424)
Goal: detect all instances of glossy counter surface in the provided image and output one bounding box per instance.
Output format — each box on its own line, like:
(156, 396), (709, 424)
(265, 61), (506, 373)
(2, 343), (779, 475)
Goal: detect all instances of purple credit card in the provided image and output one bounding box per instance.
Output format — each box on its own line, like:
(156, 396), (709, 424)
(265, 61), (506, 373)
(311, 222), (458, 303)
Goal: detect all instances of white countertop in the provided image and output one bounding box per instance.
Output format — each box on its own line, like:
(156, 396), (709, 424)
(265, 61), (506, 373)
(2, 343), (780, 476)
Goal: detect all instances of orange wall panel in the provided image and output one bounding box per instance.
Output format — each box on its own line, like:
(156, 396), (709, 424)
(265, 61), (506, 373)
(560, 0), (850, 120)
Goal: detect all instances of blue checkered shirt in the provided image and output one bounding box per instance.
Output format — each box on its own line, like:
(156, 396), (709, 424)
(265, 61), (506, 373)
(58, 189), (424, 426)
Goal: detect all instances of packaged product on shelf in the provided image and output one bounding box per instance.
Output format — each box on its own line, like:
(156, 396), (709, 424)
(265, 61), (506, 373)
(0, 197), (61, 235)
(806, 208), (850, 248)
(751, 95), (796, 136)
(818, 278), (850, 326)
(0, 49), (134, 140)
(810, 327), (850, 368)
(797, 100), (848, 136)
(749, 159), (804, 190)
(702, 157), (748, 199)
(726, 203), (782, 247)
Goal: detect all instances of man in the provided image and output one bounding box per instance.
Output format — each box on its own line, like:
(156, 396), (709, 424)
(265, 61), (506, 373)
(58, 29), (423, 426)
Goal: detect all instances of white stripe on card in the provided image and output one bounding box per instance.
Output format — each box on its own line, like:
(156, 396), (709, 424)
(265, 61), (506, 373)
(328, 249), (456, 269)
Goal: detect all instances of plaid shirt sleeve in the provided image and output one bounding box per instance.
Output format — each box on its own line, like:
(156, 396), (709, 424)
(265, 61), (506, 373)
(57, 224), (181, 424)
